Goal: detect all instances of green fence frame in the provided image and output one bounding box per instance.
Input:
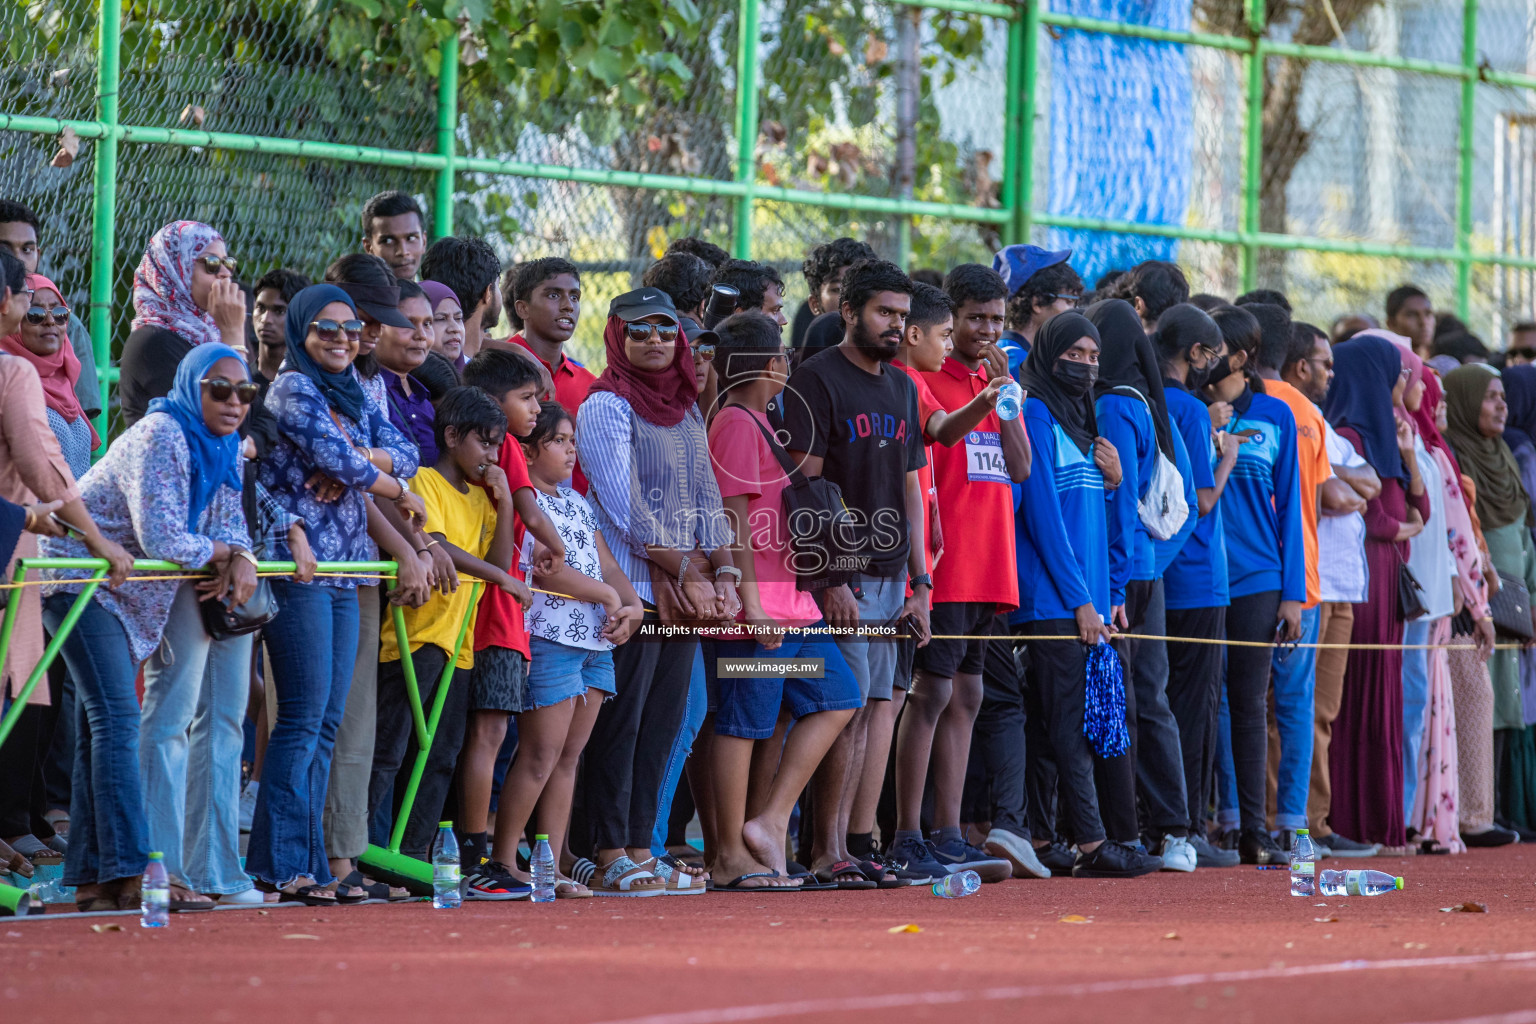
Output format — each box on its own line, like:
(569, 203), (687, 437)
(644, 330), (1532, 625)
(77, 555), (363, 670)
(6, 0), (1536, 440)
(0, 557), (478, 911)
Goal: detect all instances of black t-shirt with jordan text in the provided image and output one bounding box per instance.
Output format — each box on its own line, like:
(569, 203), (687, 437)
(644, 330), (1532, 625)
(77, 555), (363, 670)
(784, 345), (926, 578)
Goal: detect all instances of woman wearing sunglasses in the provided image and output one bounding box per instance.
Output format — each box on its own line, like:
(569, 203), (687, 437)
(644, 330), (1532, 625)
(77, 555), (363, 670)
(0, 274), (98, 478)
(36, 343), (262, 912)
(118, 221), (249, 428)
(250, 284), (423, 904)
(572, 288), (737, 896)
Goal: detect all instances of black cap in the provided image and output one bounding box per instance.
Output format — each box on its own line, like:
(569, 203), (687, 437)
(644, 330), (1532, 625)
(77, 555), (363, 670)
(610, 287), (679, 324)
(337, 279), (412, 329)
(679, 314), (718, 347)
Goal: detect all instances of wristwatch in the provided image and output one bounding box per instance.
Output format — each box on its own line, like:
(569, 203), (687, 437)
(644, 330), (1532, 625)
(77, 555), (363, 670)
(910, 573), (933, 590)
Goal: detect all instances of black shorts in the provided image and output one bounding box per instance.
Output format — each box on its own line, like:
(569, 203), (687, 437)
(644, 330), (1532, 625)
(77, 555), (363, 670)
(469, 646), (529, 713)
(913, 601), (996, 678)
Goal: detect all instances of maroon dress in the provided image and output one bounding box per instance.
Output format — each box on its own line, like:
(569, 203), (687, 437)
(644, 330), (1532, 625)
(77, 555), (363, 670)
(1329, 427), (1431, 847)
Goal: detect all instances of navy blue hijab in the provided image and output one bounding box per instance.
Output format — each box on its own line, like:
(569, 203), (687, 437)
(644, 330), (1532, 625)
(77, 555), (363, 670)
(283, 284), (367, 423)
(1323, 334), (1408, 483)
(146, 342), (248, 530)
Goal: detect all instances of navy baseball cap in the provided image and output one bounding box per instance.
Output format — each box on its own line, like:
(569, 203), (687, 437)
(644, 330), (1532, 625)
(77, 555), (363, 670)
(992, 244), (1073, 296)
(609, 287), (679, 324)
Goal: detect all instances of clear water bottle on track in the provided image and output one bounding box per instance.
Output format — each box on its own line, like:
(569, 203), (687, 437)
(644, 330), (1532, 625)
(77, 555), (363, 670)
(995, 381), (1023, 421)
(1319, 869), (1403, 897)
(431, 822), (462, 909)
(1289, 828), (1318, 896)
(141, 851), (169, 928)
(931, 869), (981, 898)
(530, 834), (556, 903)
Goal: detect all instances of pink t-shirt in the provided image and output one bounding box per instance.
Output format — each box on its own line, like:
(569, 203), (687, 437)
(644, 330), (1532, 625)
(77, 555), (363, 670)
(708, 406), (820, 629)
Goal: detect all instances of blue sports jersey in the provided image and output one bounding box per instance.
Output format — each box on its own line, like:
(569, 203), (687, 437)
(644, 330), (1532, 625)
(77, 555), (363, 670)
(1162, 382), (1230, 610)
(1220, 387), (1306, 602)
(1151, 415), (1199, 578)
(1013, 399), (1111, 623)
(1096, 391), (1158, 603)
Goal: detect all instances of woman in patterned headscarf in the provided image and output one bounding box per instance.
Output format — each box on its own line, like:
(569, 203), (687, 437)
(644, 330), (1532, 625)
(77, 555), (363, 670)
(117, 221), (250, 426)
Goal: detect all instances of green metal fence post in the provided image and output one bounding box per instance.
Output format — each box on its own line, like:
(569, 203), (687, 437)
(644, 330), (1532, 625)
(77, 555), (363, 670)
(0, 567), (108, 751)
(1240, 0), (1265, 292)
(1005, 3), (1038, 245)
(1454, 0), (1478, 319)
(434, 32), (460, 241)
(732, 0), (761, 258)
(88, 0), (122, 451)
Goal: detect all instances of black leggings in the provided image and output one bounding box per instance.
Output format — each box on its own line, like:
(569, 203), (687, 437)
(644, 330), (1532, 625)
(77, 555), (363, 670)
(1225, 590), (1280, 832)
(1166, 605), (1226, 834)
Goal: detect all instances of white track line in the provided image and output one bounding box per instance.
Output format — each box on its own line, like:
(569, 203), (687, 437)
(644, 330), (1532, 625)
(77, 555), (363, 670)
(590, 951), (1536, 1024)
(1399, 1012), (1536, 1024)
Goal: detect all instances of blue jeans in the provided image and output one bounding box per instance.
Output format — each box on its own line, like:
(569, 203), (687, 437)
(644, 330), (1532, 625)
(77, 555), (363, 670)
(140, 583), (254, 894)
(1402, 617), (1433, 823)
(246, 581), (359, 888)
(42, 593), (148, 886)
(651, 645), (707, 857)
(1268, 604), (1319, 830)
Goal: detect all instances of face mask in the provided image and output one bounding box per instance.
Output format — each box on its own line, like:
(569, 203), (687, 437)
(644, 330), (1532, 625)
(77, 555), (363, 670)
(1053, 358), (1098, 398)
(1183, 354), (1212, 392)
(1203, 354), (1236, 389)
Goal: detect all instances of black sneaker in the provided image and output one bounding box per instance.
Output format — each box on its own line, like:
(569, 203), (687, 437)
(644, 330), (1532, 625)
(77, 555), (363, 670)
(465, 858), (530, 901)
(1035, 840), (1077, 875)
(1189, 833), (1240, 867)
(1316, 832), (1381, 857)
(1071, 840), (1163, 878)
(1217, 828), (1241, 851)
(1461, 825), (1519, 848)
(1238, 827), (1284, 865)
(928, 836), (1013, 883)
(883, 835), (944, 884)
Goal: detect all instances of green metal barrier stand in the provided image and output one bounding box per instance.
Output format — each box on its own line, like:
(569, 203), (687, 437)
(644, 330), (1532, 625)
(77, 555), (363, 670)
(0, 557), (398, 914)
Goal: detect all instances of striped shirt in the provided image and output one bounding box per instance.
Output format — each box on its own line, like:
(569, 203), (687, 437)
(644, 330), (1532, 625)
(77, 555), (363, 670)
(575, 391), (733, 605)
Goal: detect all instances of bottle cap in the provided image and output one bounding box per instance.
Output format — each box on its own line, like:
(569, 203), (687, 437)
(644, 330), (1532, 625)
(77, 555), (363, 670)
(1394, 877), (1404, 889)
(149, 851), (164, 860)
(439, 821), (453, 828)
(534, 834), (549, 841)
(1296, 828), (1309, 835)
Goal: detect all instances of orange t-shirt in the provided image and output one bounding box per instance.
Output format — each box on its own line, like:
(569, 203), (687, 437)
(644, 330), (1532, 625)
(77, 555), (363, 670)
(1266, 379), (1332, 607)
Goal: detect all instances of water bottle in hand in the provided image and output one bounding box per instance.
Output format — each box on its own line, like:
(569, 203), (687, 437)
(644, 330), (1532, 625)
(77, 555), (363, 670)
(995, 381), (1023, 421)
(1319, 869), (1403, 897)
(141, 852), (169, 928)
(530, 834), (556, 903)
(1289, 828), (1318, 896)
(931, 869), (981, 898)
(431, 822), (462, 909)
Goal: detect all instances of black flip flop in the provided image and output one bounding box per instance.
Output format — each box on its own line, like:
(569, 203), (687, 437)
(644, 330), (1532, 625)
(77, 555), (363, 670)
(814, 859), (876, 890)
(340, 870), (413, 902)
(857, 859), (904, 889)
(785, 861), (837, 891)
(280, 883), (339, 907)
(715, 870), (800, 893)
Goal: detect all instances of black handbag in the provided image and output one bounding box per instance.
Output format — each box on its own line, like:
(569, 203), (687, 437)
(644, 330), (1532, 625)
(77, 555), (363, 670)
(1490, 570), (1534, 640)
(199, 578), (278, 640)
(735, 408), (860, 591)
(1397, 555), (1429, 623)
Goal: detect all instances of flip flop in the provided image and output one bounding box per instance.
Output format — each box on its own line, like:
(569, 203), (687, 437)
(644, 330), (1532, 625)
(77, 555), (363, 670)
(857, 859), (904, 889)
(813, 860), (876, 890)
(714, 870), (800, 893)
(340, 869), (413, 902)
(785, 861), (837, 891)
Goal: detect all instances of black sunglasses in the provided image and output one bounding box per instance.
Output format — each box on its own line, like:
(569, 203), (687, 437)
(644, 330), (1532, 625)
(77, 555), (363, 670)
(197, 254), (239, 274)
(625, 320), (680, 344)
(24, 305), (69, 326)
(310, 319), (364, 342)
(201, 376), (261, 405)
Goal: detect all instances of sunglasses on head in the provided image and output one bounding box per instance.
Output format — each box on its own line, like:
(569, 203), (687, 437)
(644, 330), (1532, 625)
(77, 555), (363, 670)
(201, 376), (260, 405)
(625, 320), (679, 344)
(310, 319), (364, 342)
(24, 305), (68, 326)
(197, 254), (239, 274)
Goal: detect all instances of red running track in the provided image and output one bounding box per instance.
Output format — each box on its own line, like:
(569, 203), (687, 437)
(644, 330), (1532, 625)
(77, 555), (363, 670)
(7, 846), (1536, 1024)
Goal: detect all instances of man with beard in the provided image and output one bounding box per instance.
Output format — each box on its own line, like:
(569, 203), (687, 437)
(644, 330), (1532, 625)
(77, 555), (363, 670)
(784, 258), (932, 888)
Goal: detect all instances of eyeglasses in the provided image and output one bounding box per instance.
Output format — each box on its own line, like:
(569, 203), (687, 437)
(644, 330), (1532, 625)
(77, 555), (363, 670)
(201, 376), (261, 405)
(24, 305), (68, 326)
(1045, 293), (1083, 305)
(691, 342), (716, 361)
(197, 254), (239, 274)
(625, 320), (680, 344)
(310, 318), (364, 342)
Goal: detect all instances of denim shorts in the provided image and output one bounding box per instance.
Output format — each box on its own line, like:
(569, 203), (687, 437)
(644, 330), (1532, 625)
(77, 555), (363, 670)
(523, 637), (616, 711)
(712, 628), (863, 739)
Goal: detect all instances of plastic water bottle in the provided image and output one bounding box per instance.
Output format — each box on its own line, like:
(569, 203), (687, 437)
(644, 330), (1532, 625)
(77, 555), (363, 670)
(141, 852), (169, 928)
(1289, 828), (1318, 896)
(1319, 869), (1404, 897)
(430, 822), (462, 909)
(530, 834), (557, 903)
(995, 380), (1023, 421)
(931, 869), (981, 898)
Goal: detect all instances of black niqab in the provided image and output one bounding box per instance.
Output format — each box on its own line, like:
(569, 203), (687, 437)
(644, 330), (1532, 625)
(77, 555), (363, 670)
(1021, 311), (1100, 455)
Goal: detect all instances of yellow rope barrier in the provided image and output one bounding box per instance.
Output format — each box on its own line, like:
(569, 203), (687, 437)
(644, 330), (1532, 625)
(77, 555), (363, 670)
(0, 570), (578, 601)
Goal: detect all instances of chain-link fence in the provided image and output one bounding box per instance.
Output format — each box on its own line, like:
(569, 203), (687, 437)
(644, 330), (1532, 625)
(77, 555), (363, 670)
(4, 0), (1536, 439)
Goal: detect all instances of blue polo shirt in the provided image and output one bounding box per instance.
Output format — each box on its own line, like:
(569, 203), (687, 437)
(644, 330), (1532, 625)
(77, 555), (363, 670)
(1162, 381), (1229, 611)
(1096, 391), (1158, 603)
(1221, 387), (1306, 603)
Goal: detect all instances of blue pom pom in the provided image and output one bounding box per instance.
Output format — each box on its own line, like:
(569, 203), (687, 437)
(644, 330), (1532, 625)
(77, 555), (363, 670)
(1083, 642), (1130, 758)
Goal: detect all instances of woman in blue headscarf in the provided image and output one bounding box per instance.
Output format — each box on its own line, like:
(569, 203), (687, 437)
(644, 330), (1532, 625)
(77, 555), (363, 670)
(1322, 334), (1430, 850)
(38, 342), (262, 912)
(250, 284), (421, 904)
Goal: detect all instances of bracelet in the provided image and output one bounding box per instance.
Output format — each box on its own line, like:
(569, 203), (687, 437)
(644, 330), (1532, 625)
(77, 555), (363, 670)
(231, 548), (259, 569)
(714, 564), (742, 584)
(677, 554), (691, 589)
(424, 538), (441, 550)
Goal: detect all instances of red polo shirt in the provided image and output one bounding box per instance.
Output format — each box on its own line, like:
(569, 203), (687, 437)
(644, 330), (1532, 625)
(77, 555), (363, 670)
(919, 357), (1018, 610)
(513, 334), (597, 494)
(896, 359), (943, 577)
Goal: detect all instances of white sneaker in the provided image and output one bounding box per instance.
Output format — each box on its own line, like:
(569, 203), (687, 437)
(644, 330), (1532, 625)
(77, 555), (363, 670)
(1159, 834), (1197, 872)
(239, 781), (259, 833)
(982, 828), (1052, 879)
